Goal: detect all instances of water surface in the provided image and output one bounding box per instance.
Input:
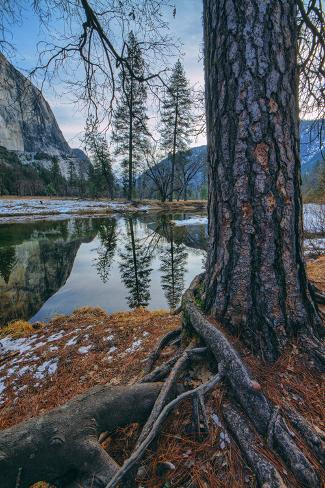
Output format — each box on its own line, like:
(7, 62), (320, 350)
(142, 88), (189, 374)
(0, 213), (207, 325)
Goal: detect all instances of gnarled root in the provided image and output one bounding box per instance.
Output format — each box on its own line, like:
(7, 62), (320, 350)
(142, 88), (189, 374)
(0, 383), (163, 488)
(222, 402), (286, 488)
(1, 275), (324, 488)
(181, 275), (323, 488)
(105, 365), (225, 488)
(144, 328), (181, 374)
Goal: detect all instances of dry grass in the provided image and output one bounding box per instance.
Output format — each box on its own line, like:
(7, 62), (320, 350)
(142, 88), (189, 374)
(0, 307), (179, 430)
(307, 255), (325, 290)
(0, 319), (44, 338)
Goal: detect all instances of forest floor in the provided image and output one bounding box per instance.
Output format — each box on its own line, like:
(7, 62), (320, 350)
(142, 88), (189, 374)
(0, 197), (207, 223)
(0, 258), (324, 487)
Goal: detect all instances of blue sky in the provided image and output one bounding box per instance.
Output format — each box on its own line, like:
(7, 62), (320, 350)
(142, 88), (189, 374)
(7, 1), (205, 149)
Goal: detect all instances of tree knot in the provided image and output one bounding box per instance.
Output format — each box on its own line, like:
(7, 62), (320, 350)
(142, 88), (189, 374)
(50, 434), (65, 447)
(254, 143), (269, 169)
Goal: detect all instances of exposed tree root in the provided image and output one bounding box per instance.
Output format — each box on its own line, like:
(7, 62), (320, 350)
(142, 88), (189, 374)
(0, 276), (324, 488)
(0, 383), (163, 488)
(104, 365), (225, 488)
(222, 402), (286, 488)
(181, 274), (323, 488)
(140, 351), (182, 383)
(144, 328), (182, 374)
(309, 282), (325, 305)
(299, 334), (325, 370)
(284, 407), (325, 467)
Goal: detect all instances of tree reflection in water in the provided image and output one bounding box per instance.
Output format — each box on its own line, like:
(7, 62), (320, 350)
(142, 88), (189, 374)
(159, 218), (188, 311)
(119, 218), (153, 308)
(93, 219), (118, 283)
(0, 247), (17, 284)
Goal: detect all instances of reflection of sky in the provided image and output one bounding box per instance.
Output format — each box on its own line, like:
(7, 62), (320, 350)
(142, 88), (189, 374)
(8, 1), (205, 147)
(31, 216), (206, 322)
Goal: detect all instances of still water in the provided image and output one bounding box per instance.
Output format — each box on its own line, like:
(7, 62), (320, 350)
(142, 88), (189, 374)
(0, 213), (208, 326)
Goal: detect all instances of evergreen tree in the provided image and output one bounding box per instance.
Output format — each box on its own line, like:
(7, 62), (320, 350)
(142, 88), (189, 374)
(113, 32), (149, 200)
(85, 122), (115, 198)
(68, 161), (77, 186)
(119, 219), (152, 308)
(50, 157), (62, 195)
(160, 60), (193, 201)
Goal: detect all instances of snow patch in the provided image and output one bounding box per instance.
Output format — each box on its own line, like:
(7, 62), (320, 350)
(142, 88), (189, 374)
(78, 345), (92, 354)
(172, 217), (208, 227)
(126, 339), (142, 353)
(34, 358), (58, 380)
(65, 336), (79, 346)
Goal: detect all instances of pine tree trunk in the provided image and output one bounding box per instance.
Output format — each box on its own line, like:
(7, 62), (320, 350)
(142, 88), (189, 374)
(128, 81), (134, 202)
(169, 97), (179, 202)
(203, 0), (322, 361)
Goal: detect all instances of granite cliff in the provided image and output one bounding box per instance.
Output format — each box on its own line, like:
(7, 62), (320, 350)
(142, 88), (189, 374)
(0, 53), (90, 182)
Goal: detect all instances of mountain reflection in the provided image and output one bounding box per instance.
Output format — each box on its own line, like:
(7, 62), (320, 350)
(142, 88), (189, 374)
(0, 214), (207, 325)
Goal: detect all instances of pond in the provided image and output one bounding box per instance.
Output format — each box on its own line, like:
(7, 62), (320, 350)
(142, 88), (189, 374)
(0, 213), (208, 326)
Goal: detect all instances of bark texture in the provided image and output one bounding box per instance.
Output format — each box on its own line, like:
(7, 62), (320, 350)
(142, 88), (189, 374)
(203, 0), (322, 360)
(0, 383), (162, 488)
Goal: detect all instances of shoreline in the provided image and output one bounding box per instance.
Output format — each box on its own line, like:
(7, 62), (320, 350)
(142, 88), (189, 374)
(0, 197), (207, 223)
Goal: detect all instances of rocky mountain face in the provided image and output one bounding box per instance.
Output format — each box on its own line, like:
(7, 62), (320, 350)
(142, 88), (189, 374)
(0, 53), (90, 179)
(300, 119), (324, 175)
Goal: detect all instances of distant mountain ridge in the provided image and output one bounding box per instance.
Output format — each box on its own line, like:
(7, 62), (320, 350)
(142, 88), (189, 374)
(138, 120), (324, 200)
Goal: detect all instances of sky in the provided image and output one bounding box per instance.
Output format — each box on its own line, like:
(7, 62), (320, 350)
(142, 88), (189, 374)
(6, 1), (205, 149)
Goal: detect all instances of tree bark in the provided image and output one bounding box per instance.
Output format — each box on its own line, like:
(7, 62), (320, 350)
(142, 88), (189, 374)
(169, 93), (179, 202)
(128, 78), (134, 201)
(0, 383), (162, 488)
(203, 0), (322, 361)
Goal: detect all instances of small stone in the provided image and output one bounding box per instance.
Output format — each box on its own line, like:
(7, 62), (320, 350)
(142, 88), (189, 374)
(136, 466), (147, 480)
(250, 380), (261, 391)
(156, 461), (176, 478)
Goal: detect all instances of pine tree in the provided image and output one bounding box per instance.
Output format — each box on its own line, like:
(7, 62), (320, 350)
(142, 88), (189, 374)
(85, 122), (115, 198)
(119, 219), (152, 308)
(113, 32), (149, 201)
(160, 60), (193, 201)
(50, 157), (62, 195)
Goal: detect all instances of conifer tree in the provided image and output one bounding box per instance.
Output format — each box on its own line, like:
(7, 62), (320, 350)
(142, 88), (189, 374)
(50, 157), (62, 195)
(85, 122), (115, 198)
(113, 32), (149, 201)
(160, 60), (193, 201)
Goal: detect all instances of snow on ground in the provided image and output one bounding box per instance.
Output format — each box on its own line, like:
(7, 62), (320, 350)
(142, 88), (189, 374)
(172, 216), (208, 227)
(304, 237), (325, 256)
(0, 308), (179, 411)
(78, 345), (92, 354)
(125, 339), (142, 353)
(304, 204), (325, 234)
(0, 198), (151, 219)
(170, 205), (325, 235)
